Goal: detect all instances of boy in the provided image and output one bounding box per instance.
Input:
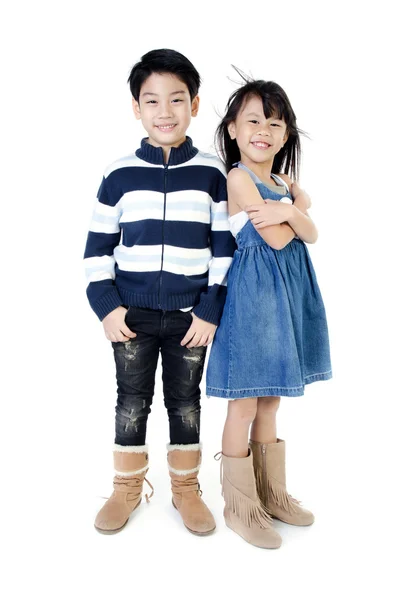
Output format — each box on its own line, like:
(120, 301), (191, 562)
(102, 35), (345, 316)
(84, 49), (235, 535)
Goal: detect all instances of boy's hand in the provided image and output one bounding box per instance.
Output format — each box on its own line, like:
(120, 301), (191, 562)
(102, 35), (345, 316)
(102, 306), (136, 343)
(291, 183), (312, 211)
(246, 200), (291, 229)
(180, 313), (217, 348)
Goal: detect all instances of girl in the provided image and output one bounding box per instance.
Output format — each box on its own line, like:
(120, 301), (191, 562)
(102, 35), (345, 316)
(206, 77), (332, 549)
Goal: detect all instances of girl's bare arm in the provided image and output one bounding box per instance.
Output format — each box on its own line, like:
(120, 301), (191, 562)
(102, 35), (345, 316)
(227, 169), (296, 251)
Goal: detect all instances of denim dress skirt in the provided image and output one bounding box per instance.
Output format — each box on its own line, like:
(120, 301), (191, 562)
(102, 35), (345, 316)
(206, 170), (332, 399)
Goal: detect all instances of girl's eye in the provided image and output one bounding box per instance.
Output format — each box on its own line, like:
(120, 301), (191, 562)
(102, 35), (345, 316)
(249, 120), (260, 124)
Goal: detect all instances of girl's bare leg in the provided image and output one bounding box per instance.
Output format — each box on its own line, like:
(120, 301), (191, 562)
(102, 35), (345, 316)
(250, 396), (280, 444)
(222, 397), (258, 457)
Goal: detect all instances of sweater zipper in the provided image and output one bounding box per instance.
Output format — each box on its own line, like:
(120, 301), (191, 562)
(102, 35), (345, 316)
(158, 160), (169, 309)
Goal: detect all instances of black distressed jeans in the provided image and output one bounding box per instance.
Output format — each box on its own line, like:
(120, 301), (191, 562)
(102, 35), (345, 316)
(112, 307), (206, 446)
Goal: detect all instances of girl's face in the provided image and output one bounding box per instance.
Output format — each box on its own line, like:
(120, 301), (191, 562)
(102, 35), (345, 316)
(228, 95), (288, 166)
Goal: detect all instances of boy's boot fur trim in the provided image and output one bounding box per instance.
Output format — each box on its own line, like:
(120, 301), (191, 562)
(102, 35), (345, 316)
(250, 439), (314, 526)
(167, 444), (216, 536)
(94, 445), (153, 534)
(220, 450), (282, 549)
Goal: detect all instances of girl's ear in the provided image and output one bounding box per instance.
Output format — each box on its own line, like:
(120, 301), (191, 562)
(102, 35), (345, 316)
(282, 132), (289, 146)
(132, 98), (141, 120)
(228, 122), (236, 139)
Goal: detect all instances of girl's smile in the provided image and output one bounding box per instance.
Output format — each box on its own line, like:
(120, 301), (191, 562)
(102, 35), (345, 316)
(251, 140), (272, 150)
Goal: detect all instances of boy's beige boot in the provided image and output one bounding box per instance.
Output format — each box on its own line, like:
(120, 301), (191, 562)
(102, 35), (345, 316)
(220, 451), (282, 549)
(167, 444), (216, 536)
(250, 439), (314, 526)
(94, 445), (153, 534)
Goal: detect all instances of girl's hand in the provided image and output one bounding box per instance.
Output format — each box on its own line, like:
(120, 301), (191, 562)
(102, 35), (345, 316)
(180, 313), (217, 348)
(102, 306), (137, 343)
(246, 200), (292, 229)
(291, 183), (312, 211)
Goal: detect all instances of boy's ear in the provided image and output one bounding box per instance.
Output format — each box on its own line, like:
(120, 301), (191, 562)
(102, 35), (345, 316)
(132, 98), (141, 120)
(191, 95), (199, 117)
(228, 122), (236, 139)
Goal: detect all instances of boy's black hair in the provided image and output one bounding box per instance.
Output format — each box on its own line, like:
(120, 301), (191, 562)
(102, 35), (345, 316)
(128, 49), (201, 101)
(216, 69), (303, 179)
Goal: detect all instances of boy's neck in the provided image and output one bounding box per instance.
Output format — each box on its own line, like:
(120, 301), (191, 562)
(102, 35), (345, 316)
(146, 135), (187, 164)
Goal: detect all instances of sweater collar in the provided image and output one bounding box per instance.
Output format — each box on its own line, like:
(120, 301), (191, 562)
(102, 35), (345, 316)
(135, 136), (198, 166)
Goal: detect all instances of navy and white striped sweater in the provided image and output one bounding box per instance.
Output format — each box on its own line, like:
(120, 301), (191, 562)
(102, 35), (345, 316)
(84, 137), (236, 325)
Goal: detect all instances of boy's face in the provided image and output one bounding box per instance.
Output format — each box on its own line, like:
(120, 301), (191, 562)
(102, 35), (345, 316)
(133, 73), (199, 151)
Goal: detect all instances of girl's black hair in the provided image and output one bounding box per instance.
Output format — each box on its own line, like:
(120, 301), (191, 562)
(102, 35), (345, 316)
(216, 70), (303, 179)
(128, 49), (201, 101)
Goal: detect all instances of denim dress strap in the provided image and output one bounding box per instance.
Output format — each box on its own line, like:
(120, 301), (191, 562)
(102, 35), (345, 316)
(270, 173), (289, 193)
(234, 162), (289, 195)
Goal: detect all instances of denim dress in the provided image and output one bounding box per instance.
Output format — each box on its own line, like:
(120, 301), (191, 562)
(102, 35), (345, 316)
(206, 164), (332, 399)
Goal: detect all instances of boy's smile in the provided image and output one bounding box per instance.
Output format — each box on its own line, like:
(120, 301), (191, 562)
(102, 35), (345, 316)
(156, 124), (177, 132)
(133, 73), (199, 160)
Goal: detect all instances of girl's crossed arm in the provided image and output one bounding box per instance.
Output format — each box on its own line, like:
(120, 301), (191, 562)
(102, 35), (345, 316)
(278, 175), (318, 243)
(228, 169), (297, 251)
(242, 174), (318, 246)
(245, 173), (318, 246)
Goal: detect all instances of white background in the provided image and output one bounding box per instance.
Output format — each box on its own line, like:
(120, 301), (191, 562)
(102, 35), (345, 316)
(1, 1), (396, 598)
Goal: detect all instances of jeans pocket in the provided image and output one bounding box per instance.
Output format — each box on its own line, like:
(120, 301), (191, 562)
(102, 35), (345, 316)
(181, 309), (194, 322)
(125, 305), (137, 321)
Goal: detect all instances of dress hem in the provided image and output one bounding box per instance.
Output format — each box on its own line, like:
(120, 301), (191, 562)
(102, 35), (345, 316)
(206, 371), (332, 399)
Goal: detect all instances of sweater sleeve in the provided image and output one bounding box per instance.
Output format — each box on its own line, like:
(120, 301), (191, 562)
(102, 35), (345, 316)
(193, 171), (236, 325)
(83, 175), (123, 320)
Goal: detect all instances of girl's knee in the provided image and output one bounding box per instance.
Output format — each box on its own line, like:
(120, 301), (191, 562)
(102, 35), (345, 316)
(227, 397), (258, 424)
(257, 395), (280, 415)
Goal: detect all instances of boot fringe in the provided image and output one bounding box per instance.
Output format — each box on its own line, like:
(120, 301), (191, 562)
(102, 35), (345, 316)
(222, 474), (273, 529)
(268, 477), (299, 515)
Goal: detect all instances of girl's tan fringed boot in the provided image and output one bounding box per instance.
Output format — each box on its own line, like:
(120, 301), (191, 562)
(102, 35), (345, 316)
(220, 451), (282, 548)
(168, 443), (216, 536)
(94, 445), (153, 534)
(250, 439), (314, 526)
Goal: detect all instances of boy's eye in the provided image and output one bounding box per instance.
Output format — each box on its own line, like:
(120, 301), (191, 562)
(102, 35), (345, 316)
(172, 98), (183, 103)
(249, 120), (260, 124)
(146, 100), (157, 104)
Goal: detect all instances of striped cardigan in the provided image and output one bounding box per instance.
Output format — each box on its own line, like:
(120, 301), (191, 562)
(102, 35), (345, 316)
(84, 137), (236, 325)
